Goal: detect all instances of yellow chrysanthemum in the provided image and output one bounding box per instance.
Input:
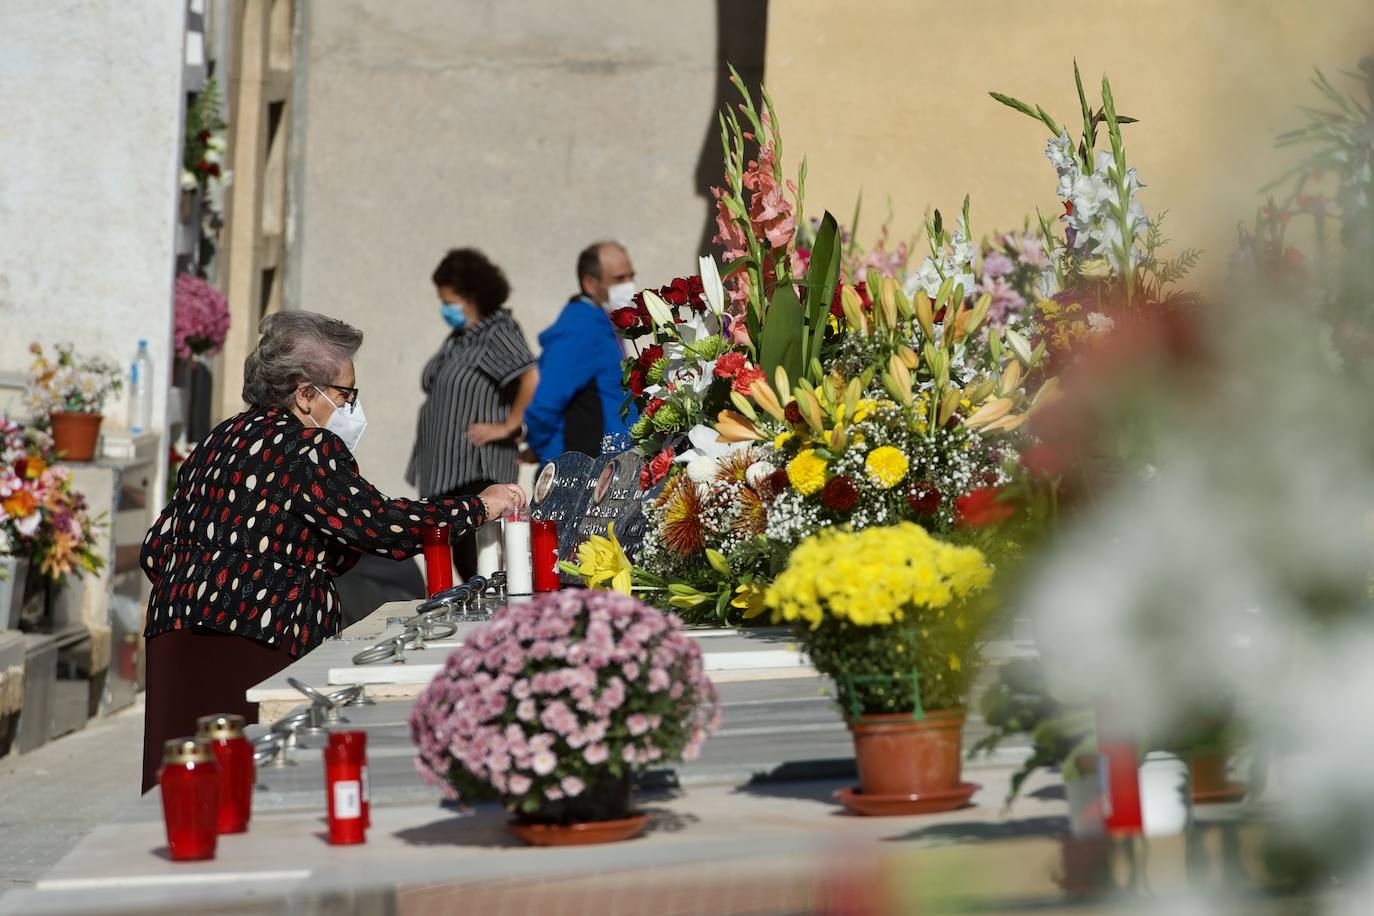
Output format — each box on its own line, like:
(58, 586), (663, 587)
(863, 446), (909, 489)
(763, 522), (993, 629)
(787, 449), (828, 496)
(773, 430), (795, 450)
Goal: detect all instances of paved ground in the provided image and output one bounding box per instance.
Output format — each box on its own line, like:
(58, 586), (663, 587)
(0, 698), (145, 893)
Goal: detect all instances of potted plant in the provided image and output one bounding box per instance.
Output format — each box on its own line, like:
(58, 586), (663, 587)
(409, 590), (719, 846)
(765, 521), (994, 815)
(172, 273), (231, 441)
(25, 343), (123, 461)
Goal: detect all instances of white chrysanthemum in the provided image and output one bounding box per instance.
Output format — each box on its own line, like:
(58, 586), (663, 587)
(686, 456), (717, 485)
(744, 460), (775, 490)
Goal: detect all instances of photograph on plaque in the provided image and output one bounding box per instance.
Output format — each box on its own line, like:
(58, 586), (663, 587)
(533, 461), (558, 505)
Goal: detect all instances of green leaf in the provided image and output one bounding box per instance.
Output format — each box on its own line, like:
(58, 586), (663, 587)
(759, 281), (804, 382)
(798, 211), (841, 370)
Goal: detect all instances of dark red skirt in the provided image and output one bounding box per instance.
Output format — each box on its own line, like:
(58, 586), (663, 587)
(141, 628), (295, 793)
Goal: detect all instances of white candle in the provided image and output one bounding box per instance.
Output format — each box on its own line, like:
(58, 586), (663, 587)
(475, 521), (503, 579)
(502, 510), (533, 596)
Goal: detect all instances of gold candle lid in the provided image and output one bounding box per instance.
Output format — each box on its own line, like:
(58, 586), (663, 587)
(163, 737), (216, 765)
(196, 713), (246, 740)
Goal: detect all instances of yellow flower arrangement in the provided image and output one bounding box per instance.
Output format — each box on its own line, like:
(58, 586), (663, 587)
(786, 448), (828, 495)
(765, 522), (991, 629)
(863, 445), (909, 489)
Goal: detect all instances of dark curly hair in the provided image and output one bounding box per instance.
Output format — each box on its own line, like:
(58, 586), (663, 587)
(431, 248), (510, 317)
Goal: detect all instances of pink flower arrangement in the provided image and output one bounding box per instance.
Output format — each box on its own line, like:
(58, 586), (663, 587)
(173, 273), (230, 360)
(409, 590), (719, 820)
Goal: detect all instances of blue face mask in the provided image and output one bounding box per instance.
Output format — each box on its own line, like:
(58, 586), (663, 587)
(439, 303), (467, 330)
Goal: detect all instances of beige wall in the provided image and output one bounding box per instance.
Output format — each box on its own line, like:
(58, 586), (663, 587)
(765, 1), (1374, 287)
(293, 0), (747, 497)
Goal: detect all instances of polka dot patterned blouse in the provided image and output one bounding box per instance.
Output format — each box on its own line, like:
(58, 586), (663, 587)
(140, 406), (487, 656)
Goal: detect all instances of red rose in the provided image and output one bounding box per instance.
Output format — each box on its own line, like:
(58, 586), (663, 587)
(637, 344), (664, 369)
(644, 398), (666, 417)
(629, 369), (647, 397)
(661, 280), (689, 306)
(784, 401), (803, 424)
(688, 275), (705, 297)
(714, 351), (747, 378)
(907, 480), (942, 515)
(732, 366), (764, 395)
(820, 476), (859, 511)
(669, 277), (694, 307)
(955, 487), (1013, 527)
(610, 307), (641, 329)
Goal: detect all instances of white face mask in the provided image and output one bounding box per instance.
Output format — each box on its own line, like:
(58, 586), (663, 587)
(604, 282), (636, 314)
(312, 387), (367, 452)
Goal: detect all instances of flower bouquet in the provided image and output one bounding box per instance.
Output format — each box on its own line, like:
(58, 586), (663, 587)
(25, 342), (124, 461)
(409, 590), (719, 845)
(173, 273), (230, 360)
(1, 416), (105, 587)
(766, 522), (994, 814)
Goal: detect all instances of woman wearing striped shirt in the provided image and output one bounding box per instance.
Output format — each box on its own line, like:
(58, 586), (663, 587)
(406, 248), (537, 579)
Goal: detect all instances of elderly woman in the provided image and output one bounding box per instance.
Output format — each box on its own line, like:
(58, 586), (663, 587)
(139, 311), (525, 792)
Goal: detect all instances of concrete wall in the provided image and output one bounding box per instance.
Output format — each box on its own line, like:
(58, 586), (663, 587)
(0, 2), (184, 471)
(292, 0), (748, 497)
(764, 1), (1374, 288)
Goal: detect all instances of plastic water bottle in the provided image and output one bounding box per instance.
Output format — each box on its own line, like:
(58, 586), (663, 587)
(129, 340), (153, 434)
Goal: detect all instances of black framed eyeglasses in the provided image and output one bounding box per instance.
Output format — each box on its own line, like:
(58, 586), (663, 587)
(317, 383), (359, 407)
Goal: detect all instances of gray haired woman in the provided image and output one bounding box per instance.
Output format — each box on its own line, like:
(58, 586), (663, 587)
(138, 311), (526, 792)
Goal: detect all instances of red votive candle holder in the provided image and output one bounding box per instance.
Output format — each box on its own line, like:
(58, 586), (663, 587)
(1096, 699), (1143, 836)
(323, 745), (366, 845)
(159, 738), (221, 861)
(531, 519), (559, 592)
(421, 524), (454, 597)
(196, 713), (254, 833)
(328, 731), (370, 828)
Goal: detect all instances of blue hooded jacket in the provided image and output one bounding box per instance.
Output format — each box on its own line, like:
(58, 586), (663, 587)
(525, 295), (634, 460)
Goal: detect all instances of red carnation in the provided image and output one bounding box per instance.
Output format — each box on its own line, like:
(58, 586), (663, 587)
(732, 366), (763, 395)
(643, 398), (666, 417)
(714, 351), (747, 378)
(820, 476), (859, 511)
(669, 277), (694, 306)
(907, 480), (941, 515)
(687, 275), (705, 297)
(784, 401), (803, 424)
(955, 487), (1013, 528)
(640, 447), (674, 490)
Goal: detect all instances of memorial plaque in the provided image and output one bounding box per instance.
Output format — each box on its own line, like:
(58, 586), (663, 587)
(530, 451), (596, 561)
(543, 451), (645, 585)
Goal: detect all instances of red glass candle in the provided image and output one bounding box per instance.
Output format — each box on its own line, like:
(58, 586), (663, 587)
(196, 714), (254, 833)
(323, 745), (366, 845)
(1096, 699), (1143, 836)
(531, 519), (559, 592)
(328, 731), (370, 829)
(421, 524), (454, 597)
(159, 738), (221, 861)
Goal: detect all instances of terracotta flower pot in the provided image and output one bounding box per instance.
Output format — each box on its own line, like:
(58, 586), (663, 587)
(838, 708), (978, 815)
(49, 412), (103, 461)
(505, 771), (647, 845)
(1190, 750), (1246, 804)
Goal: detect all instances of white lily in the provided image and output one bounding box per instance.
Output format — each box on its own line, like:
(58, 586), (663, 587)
(642, 289), (675, 328)
(673, 423), (748, 464)
(698, 255), (725, 317)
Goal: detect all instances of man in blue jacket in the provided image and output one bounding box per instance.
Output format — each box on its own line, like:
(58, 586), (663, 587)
(525, 241), (637, 459)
